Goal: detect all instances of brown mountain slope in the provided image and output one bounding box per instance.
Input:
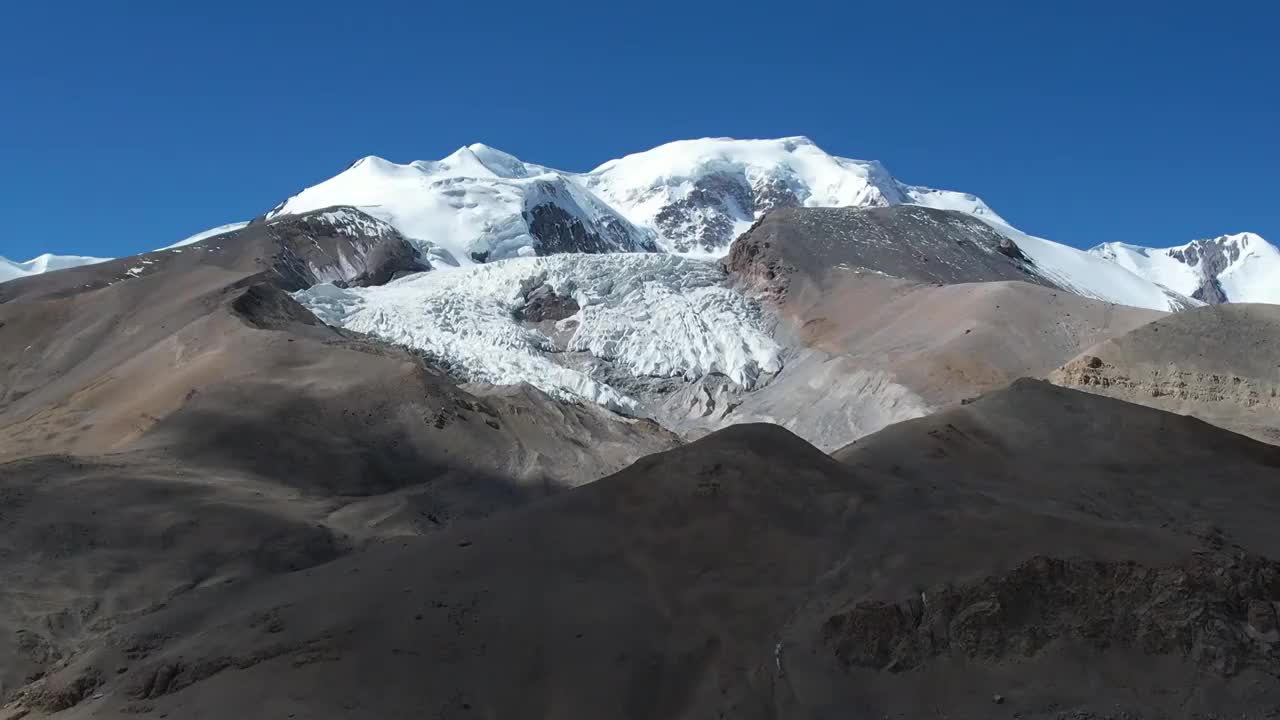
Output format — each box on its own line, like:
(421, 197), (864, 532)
(15, 381), (1280, 720)
(0, 211), (677, 702)
(654, 206), (1168, 451)
(1051, 303), (1280, 444)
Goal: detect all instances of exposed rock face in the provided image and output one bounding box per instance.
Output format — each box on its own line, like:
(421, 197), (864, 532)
(259, 206), (430, 289)
(1051, 304), (1280, 444)
(525, 200), (658, 256)
(652, 173), (757, 253)
(514, 282), (580, 323)
(727, 205), (1052, 300)
(1167, 237), (1244, 303)
(825, 551), (1280, 677)
(1056, 355), (1280, 412)
(638, 169), (819, 254)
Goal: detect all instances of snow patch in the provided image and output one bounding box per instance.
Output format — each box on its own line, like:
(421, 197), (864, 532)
(159, 221), (250, 250)
(0, 253), (112, 284)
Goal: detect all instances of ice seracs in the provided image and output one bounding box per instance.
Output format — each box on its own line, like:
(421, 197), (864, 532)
(1090, 232), (1279, 304)
(293, 254), (781, 414)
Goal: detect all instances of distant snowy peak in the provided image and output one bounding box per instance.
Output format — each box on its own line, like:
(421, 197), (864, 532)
(0, 253), (111, 284)
(1090, 232), (1279, 304)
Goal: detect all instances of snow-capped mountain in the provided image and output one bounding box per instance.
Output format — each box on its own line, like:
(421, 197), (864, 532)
(1090, 233), (1279, 304)
(268, 137), (1004, 261)
(579, 137), (1008, 255)
(5, 137), (1228, 313)
(0, 253), (110, 283)
(265, 137), (1198, 311)
(267, 146), (657, 267)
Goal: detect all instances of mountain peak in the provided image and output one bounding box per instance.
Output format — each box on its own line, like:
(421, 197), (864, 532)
(347, 155), (399, 172)
(1088, 232), (1278, 305)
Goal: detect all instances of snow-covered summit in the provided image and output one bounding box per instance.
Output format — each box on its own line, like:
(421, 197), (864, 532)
(0, 253), (111, 284)
(219, 136), (1234, 312)
(265, 137), (1009, 262)
(1090, 232), (1279, 304)
(266, 147), (656, 266)
(578, 136), (1007, 254)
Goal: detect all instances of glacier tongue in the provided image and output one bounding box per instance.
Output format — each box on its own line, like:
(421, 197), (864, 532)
(293, 253), (782, 414)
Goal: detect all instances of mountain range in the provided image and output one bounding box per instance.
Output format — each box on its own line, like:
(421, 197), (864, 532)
(4, 137), (1280, 719)
(8, 137), (1274, 310)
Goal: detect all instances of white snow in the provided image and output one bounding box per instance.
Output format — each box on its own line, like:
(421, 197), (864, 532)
(270, 137), (1005, 259)
(579, 137), (907, 248)
(293, 253), (781, 413)
(1088, 241), (1204, 298)
(9, 137), (1232, 314)
(1090, 232), (1279, 304)
(267, 147), (654, 265)
(1216, 233), (1280, 304)
(159, 221), (250, 250)
(0, 253), (111, 284)
(904, 186), (1008, 225)
(988, 223), (1199, 311)
(264, 137), (1200, 311)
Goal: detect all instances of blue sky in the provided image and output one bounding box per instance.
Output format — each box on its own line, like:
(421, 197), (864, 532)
(2, 1), (1275, 259)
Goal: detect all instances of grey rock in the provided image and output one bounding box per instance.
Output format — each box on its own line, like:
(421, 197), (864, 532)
(727, 205), (1053, 300)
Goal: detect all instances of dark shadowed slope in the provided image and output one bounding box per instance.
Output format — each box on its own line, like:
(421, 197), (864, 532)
(15, 381), (1280, 720)
(0, 212), (677, 704)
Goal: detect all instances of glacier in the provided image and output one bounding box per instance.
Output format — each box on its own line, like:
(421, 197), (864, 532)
(293, 253), (782, 414)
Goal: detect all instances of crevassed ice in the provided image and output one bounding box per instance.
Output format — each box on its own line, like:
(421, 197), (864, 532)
(293, 253), (782, 413)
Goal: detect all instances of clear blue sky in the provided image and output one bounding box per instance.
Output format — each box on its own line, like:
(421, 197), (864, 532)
(2, 1), (1275, 260)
